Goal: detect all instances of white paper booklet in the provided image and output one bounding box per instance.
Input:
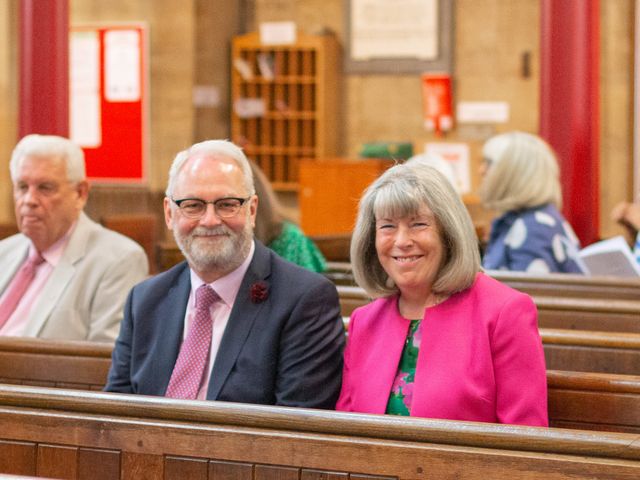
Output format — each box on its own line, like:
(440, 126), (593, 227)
(577, 235), (640, 277)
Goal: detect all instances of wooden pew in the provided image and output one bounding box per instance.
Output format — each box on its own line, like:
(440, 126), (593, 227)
(337, 285), (640, 333)
(0, 384), (640, 479)
(542, 328), (640, 375)
(547, 369), (640, 433)
(1, 325), (638, 388)
(490, 270), (640, 301)
(101, 213), (160, 274)
(0, 337), (111, 390)
(309, 233), (351, 262)
(326, 262), (640, 300)
(1, 338), (640, 435)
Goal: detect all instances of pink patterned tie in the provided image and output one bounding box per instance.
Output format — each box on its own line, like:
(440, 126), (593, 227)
(165, 284), (219, 399)
(0, 250), (45, 329)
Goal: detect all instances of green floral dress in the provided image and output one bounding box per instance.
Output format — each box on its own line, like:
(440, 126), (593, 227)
(386, 319), (422, 415)
(268, 221), (327, 273)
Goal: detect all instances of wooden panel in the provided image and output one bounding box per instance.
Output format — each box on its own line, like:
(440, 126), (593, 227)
(210, 460), (254, 480)
(349, 475), (395, 480)
(78, 447), (121, 480)
(549, 390), (640, 433)
(37, 444), (78, 479)
(122, 452), (164, 480)
(102, 213), (160, 274)
(255, 465), (300, 480)
(0, 351), (110, 386)
(301, 469), (348, 480)
(165, 456), (209, 480)
(298, 158), (391, 236)
(0, 440), (36, 476)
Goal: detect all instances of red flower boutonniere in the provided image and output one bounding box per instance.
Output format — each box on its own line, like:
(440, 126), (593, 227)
(250, 281), (269, 303)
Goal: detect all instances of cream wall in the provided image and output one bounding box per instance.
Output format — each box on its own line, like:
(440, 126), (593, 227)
(0, 0), (635, 239)
(253, 0), (634, 239)
(600, 0), (635, 238)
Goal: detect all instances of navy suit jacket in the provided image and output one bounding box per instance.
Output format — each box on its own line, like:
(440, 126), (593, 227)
(105, 241), (345, 409)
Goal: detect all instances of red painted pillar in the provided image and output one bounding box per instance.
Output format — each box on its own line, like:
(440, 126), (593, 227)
(19, 0), (69, 138)
(540, 0), (600, 246)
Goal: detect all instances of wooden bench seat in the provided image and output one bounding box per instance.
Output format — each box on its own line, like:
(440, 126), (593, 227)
(0, 384), (639, 479)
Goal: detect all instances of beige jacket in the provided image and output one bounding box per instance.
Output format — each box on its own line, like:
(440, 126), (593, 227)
(0, 212), (148, 342)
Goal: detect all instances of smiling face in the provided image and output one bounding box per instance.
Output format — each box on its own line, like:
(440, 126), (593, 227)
(13, 154), (88, 252)
(164, 153), (257, 282)
(374, 204), (445, 299)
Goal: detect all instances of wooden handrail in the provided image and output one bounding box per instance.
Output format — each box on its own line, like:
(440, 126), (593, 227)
(547, 369), (640, 394)
(541, 328), (640, 348)
(0, 336), (112, 357)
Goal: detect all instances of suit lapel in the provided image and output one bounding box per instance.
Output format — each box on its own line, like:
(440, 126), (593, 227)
(0, 239), (28, 292)
(207, 242), (271, 400)
(152, 264), (192, 395)
(23, 213), (93, 337)
(366, 299), (411, 413)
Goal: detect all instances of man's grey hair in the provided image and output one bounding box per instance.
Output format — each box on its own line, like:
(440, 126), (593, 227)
(10, 134), (86, 183)
(165, 140), (254, 197)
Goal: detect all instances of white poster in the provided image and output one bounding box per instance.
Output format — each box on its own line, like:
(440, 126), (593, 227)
(351, 0), (438, 60)
(69, 31), (101, 148)
(105, 29), (141, 102)
(424, 142), (471, 194)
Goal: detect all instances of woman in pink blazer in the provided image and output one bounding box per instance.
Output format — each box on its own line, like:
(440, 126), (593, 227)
(336, 162), (548, 427)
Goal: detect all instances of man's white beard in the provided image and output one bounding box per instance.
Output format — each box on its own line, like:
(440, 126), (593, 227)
(174, 221), (253, 275)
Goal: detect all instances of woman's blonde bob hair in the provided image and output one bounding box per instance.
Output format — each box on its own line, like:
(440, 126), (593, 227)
(350, 162), (481, 299)
(479, 131), (562, 213)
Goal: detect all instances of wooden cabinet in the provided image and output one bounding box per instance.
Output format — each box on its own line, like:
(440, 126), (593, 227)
(231, 31), (341, 191)
(298, 158), (392, 236)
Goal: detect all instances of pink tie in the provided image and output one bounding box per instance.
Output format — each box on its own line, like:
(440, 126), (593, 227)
(165, 284), (219, 399)
(0, 250), (45, 329)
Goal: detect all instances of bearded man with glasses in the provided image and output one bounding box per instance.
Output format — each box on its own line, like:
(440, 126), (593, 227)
(106, 140), (345, 408)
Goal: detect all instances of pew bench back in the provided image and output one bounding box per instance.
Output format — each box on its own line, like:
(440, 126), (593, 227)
(0, 385), (640, 479)
(0, 337), (111, 390)
(326, 262), (640, 301)
(337, 285), (640, 333)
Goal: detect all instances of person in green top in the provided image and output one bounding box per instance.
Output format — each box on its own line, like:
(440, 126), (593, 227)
(250, 160), (326, 273)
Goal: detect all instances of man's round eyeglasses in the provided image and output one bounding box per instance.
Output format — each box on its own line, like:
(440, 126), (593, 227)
(171, 196), (251, 219)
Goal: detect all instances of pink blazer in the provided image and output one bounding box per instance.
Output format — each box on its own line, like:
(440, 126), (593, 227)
(336, 273), (548, 427)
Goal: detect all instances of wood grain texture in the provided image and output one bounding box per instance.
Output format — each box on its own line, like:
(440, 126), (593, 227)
(0, 385), (640, 478)
(0, 440), (36, 476)
(37, 444), (77, 479)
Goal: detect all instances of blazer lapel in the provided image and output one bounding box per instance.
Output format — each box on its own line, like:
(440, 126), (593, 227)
(366, 299), (411, 413)
(207, 242), (271, 400)
(23, 213), (93, 337)
(152, 264), (192, 395)
(0, 240), (28, 292)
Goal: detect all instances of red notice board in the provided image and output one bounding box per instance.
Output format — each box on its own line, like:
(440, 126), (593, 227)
(70, 24), (147, 183)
